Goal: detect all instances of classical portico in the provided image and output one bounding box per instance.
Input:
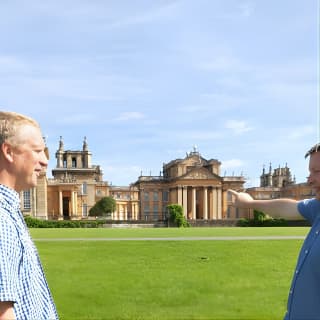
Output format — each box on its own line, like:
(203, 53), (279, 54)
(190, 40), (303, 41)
(172, 185), (222, 220)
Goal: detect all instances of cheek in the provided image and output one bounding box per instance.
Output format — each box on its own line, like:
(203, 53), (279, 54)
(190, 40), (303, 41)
(18, 153), (37, 167)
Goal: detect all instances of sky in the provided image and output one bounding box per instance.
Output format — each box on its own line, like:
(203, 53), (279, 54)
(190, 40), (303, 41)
(0, 0), (319, 187)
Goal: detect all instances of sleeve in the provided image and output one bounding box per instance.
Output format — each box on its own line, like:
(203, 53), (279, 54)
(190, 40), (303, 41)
(297, 198), (320, 225)
(0, 213), (22, 303)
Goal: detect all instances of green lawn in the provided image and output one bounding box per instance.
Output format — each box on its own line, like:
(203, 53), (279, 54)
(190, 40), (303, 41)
(32, 227), (307, 320)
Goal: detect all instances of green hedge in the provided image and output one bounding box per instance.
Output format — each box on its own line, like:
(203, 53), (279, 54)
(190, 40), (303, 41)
(237, 209), (288, 227)
(237, 217), (288, 227)
(24, 216), (106, 228)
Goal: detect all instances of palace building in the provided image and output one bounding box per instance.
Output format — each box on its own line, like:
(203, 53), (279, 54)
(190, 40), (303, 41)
(133, 147), (245, 220)
(19, 137), (313, 222)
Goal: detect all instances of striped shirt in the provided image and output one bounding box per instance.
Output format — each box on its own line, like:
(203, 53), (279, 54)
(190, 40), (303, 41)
(0, 184), (58, 320)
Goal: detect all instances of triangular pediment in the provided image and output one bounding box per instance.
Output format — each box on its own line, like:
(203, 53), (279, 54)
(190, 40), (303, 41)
(179, 167), (221, 181)
(180, 155), (208, 166)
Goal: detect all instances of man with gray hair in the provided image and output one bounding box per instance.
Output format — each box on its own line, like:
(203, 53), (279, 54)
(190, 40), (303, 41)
(0, 111), (58, 319)
(229, 143), (320, 319)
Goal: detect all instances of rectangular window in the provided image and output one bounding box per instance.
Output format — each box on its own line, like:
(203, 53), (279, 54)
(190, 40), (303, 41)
(162, 190), (169, 202)
(227, 206), (231, 218)
(144, 192), (149, 201)
(72, 157), (77, 168)
(143, 205), (149, 221)
(23, 190), (31, 210)
(82, 204), (88, 217)
(153, 191), (159, 201)
(153, 204), (158, 220)
(82, 182), (87, 195)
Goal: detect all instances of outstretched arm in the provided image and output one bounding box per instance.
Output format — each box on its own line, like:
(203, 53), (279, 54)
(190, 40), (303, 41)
(228, 189), (302, 220)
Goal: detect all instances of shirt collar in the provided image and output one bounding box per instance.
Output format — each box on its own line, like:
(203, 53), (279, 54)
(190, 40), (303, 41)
(0, 184), (20, 212)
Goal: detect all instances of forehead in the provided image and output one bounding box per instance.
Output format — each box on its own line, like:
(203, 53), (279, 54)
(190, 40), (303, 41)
(309, 152), (320, 168)
(16, 124), (44, 145)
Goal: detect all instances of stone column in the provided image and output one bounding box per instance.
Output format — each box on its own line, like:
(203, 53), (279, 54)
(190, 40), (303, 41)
(217, 188), (222, 219)
(73, 192), (77, 217)
(183, 186), (188, 218)
(133, 203), (137, 220)
(212, 188), (217, 219)
(192, 188), (196, 219)
(115, 204), (119, 220)
(71, 191), (75, 218)
(203, 187), (208, 220)
(125, 205), (128, 221)
(59, 191), (63, 219)
(177, 186), (182, 206)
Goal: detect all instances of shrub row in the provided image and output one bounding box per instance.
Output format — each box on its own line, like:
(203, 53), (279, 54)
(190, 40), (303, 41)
(24, 216), (106, 228)
(237, 217), (288, 227)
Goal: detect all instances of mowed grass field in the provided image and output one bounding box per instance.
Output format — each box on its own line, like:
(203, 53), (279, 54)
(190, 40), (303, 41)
(31, 227), (309, 320)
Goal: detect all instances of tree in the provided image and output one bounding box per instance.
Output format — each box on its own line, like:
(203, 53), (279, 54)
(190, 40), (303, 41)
(89, 196), (116, 217)
(167, 204), (190, 228)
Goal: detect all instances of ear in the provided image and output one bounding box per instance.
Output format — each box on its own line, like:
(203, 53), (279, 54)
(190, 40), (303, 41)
(1, 142), (15, 163)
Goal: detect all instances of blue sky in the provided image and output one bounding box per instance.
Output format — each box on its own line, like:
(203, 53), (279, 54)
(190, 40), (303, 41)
(0, 0), (318, 187)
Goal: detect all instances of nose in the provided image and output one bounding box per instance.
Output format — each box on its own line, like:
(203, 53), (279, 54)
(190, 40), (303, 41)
(40, 149), (49, 168)
(307, 175), (313, 185)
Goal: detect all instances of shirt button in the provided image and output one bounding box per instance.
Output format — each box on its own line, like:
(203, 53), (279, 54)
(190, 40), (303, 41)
(295, 269), (299, 274)
(316, 230), (319, 235)
(305, 250), (309, 254)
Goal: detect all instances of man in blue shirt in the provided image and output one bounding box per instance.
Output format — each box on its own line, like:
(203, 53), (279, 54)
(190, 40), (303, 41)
(229, 143), (320, 320)
(0, 111), (58, 319)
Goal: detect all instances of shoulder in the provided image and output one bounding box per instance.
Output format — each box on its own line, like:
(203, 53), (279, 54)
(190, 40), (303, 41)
(298, 198), (320, 223)
(298, 198), (320, 209)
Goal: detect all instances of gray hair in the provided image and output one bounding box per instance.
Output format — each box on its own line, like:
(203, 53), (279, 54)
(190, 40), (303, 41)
(0, 111), (40, 146)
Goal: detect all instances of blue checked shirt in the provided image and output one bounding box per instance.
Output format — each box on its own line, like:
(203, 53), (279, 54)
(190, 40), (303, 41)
(0, 184), (58, 320)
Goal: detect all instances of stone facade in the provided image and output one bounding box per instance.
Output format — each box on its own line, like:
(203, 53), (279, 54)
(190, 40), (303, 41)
(21, 140), (247, 221)
(20, 139), (314, 221)
(134, 147), (246, 220)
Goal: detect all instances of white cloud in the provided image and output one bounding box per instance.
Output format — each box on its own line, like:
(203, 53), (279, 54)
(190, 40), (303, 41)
(238, 2), (255, 18)
(197, 55), (246, 72)
(0, 55), (26, 70)
(287, 125), (316, 140)
(58, 113), (98, 125)
(102, 164), (145, 186)
(225, 120), (253, 135)
(221, 159), (245, 169)
(114, 112), (146, 121)
(221, 159), (245, 177)
(106, 1), (181, 29)
(174, 130), (222, 141)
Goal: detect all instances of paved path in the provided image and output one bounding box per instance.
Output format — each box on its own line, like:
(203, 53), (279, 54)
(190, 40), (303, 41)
(34, 236), (306, 241)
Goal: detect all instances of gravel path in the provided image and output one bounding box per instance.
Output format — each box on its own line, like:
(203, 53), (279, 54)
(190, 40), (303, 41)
(34, 235), (306, 241)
